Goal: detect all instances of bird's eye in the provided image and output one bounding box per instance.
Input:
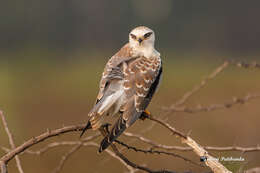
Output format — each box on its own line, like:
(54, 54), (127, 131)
(130, 34), (137, 40)
(144, 32), (152, 39)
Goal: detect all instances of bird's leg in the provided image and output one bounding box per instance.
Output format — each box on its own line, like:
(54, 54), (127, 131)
(139, 109), (151, 120)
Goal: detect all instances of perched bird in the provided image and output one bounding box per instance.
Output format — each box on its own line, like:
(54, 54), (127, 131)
(80, 26), (162, 152)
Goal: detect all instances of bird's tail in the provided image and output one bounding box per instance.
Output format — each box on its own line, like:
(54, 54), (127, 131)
(80, 120), (92, 138)
(99, 115), (127, 152)
(80, 89), (124, 137)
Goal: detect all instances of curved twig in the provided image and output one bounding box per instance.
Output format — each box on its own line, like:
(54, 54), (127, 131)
(164, 94), (260, 113)
(0, 111), (24, 173)
(0, 124), (85, 164)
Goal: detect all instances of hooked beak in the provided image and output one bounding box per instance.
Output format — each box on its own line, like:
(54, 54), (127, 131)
(138, 38), (143, 44)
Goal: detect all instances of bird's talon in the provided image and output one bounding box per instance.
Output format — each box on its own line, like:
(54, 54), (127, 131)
(140, 110), (150, 120)
(144, 110), (151, 116)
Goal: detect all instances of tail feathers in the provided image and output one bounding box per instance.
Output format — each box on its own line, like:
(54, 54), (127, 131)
(99, 116), (127, 152)
(87, 90), (123, 130)
(80, 121), (92, 138)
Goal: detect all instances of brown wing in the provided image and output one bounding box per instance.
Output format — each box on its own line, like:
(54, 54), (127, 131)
(99, 55), (162, 152)
(122, 55), (162, 126)
(96, 43), (136, 103)
(87, 44), (137, 130)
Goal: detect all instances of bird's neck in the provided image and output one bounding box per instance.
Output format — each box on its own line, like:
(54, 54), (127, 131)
(132, 45), (159, 58)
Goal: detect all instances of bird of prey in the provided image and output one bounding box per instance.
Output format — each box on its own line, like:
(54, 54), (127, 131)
(80, 26), (162, 152)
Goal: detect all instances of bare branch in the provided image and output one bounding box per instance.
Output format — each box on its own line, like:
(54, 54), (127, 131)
(83, 142), (137, 173)
(172, 61), (229, 108)
(0, 124), (85, 164)
(147, 115), (187, 139)
(84, 142), (138, 173)
(114, 139), (204, 168)
(99, 128), (177, 173)
(148, 115), (232, 173)
(111, 146), (176, 173)
(164, 94), (260, 113)
(123, 132), (260, 153)
(0, 161), (7, 173)
(168, 60), (259, 112)
(52, 144), (82, 173)
(0, 111), (24, 173)
(230, 61), (260, 69)
(25, 133), (100, 155)
(1, 140), (138, 173)
(184, 137), (231, 173)
(1, 60), (259, 173)
(202, 145), (260, 153)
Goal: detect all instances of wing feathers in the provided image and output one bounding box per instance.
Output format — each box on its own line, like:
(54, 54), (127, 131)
(89, 87), (124, 130)
(123, 56), (162, 113)
(82, 43), (162, 152)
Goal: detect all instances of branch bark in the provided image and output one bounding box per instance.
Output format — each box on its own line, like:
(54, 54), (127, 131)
(123, 132), (260, 152)
(0, 111), (24, 173)
(148, 115), (232, 173)
(0, 123), (85, 164)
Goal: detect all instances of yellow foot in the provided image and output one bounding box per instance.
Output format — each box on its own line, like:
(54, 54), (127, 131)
(140, 110), (151, 120)
(144, 110), (151, 116)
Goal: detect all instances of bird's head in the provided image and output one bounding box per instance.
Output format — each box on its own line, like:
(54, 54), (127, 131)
(129, 26), (155, 50)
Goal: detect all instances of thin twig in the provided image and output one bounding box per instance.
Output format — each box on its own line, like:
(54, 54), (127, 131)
(114, 139), (204, 168)
(84, 142), (138, 173)
(1, 141), (137, 173)
(0, 161), (7, 173)
(0, 111), (24, 173)
(99, 128), (177, 173)
(123, 132), (260, 152)
(164, 94), (260, 113)
(230, 61), (260, 69)
(26, 134), (98, 155)
(172, 61), (229, 108)
(0, 124), (86, 164)
(25, 133), (100, 155)
(52, 144), (82, 173)
(168, 60), (259, 110)
(147, 115), (187, 139)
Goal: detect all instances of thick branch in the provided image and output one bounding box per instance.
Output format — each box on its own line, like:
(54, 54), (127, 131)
(0, 124), (85, 164)
(148, 115), (232, 173)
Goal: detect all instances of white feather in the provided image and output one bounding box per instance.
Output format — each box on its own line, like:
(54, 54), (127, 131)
(97, 89), (124, 115)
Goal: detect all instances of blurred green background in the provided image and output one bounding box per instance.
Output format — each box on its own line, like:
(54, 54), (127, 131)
(1, 1), (260, 173)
